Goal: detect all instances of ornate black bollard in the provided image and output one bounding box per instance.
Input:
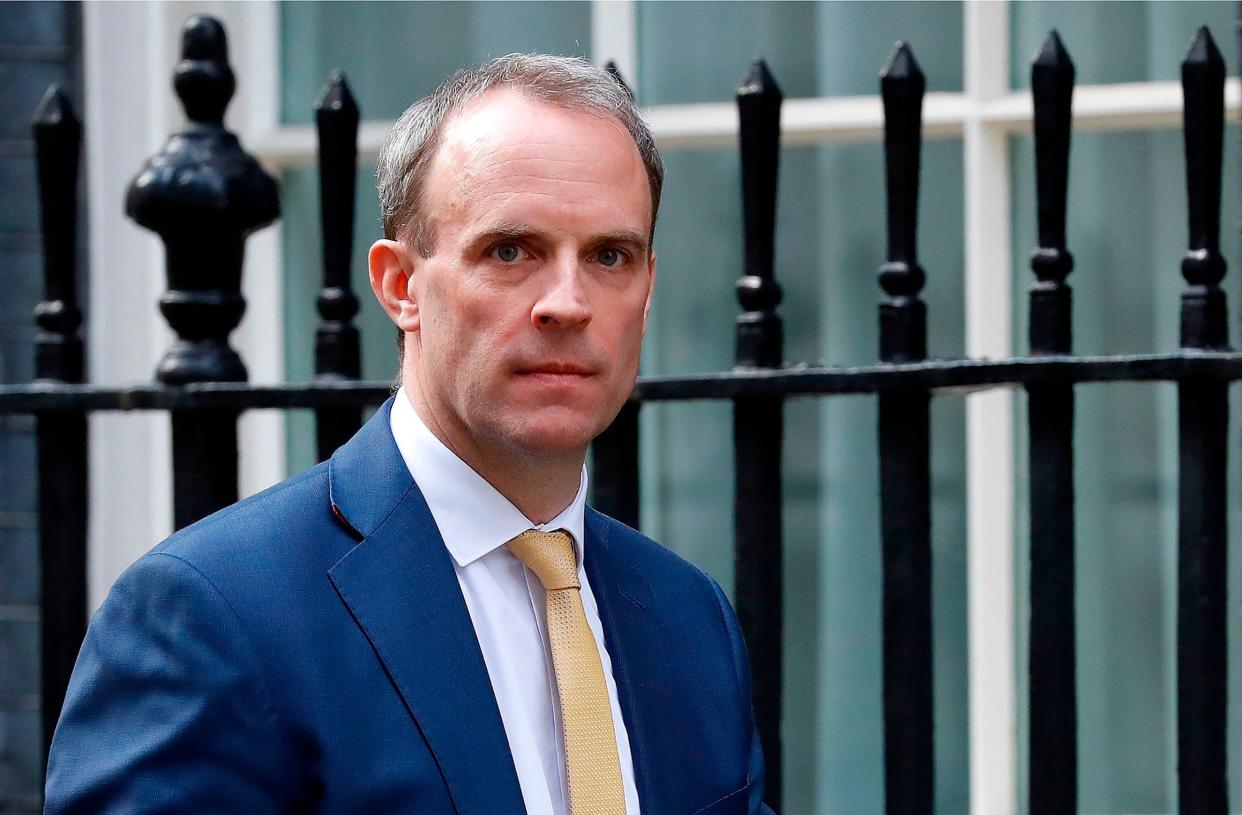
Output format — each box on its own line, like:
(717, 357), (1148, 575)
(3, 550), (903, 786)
(32, 85), (88, 761)
(876, 42), (933, 815)
(126, 15), (279, 529)
(732, 57), (785, 809)
(313, 71), (362, 460)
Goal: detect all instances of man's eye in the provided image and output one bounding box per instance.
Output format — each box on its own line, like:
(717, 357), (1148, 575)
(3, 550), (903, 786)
(493, 243), (523, 263)
(597, 248), (623, 267)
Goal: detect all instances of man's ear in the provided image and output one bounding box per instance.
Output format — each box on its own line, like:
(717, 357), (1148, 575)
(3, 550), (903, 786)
(368, 239), (420, 332)
(641, 250), (656, 336)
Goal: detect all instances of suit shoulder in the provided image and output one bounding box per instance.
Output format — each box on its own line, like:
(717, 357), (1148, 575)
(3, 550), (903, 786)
(145, 461), (348, 580)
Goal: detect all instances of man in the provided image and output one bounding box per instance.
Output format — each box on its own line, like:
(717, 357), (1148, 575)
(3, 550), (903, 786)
(46, 55), (772, 814)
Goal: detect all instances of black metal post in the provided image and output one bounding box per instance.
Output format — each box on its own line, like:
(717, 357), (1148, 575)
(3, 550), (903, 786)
(32, 86), (87, 761)
(604, 60), (635, 100)
(877, 42), (933, 815)
(1025, 30), (1078, 815)
(314, 71), (362, 460)
(1177, 26), (1230, 815)
(732, 58), (784, 809)
(590, 400), (640, 529)
(125, 16), (278, 530)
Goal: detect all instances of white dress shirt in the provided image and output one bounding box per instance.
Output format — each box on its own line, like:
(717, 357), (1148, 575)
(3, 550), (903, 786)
(389, 388), (641, 815)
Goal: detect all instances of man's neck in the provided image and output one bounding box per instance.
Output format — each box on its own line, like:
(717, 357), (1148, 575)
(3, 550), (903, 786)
(401, 386), (584, 525)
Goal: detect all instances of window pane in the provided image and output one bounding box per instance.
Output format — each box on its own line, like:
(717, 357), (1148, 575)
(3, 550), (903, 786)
(280, 1), (591, 124)
(1010, 1), (1235, 89)
(636, 1), (962, 105)
(1010, 125), (1242, 812)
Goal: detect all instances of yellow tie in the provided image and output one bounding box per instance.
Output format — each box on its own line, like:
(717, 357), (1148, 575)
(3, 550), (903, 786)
(507, 529), (627, 815)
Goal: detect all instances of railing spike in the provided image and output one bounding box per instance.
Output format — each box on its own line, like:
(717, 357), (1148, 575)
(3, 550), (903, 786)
(880, 41), (923, 83)
(32, 85), (83, 367)
(1030, 29), (1075, 300)
(313, 69), (363, 459)
(1180, 26), (1227, 298)
(604, 60), (634, 100)
(34, 85), (76, 128)
(876, 41), (933, 815)
(1033, 28), (1071, 71)
(879, 40), (929, 370)
(31, 84), (88, 765)
(732, 52), (786, 809)
(314, 69), (360, 308)
(878, 41), (926, 339)
(1175, 23), (1230, 815)
(1026, 27), (1079, 815)
(735, 56), (783, 369)
(739, 57), (782, 99)
(1185, 24), (1224, 69)
(316, 69), (359, 118)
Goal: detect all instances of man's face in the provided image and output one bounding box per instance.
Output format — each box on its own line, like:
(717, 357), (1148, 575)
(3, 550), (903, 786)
(403, 89), (655, 462)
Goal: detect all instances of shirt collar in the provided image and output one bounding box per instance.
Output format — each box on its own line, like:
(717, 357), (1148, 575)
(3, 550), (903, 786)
(389, 387), (588, 569)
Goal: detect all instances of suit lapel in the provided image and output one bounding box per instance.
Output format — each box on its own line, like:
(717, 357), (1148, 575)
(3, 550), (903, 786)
(584, 510), (688, 814)
(326, 400), (525, 815)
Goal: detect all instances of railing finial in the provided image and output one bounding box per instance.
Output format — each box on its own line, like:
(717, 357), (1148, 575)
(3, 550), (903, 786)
(1030, 29), (1075, 278)
(314, 68), (360, 333)
(126, 14), (279, 385)
(1179, 24), (1228, 349)
(313, 69), (364, 459)
(878, 42), (925, 299)
(878, 41), (926, 362)
(174, 15), (235, 126)
(1029, 29), (1076, 356)
(32, 85), (83, 383)
(735, 57), (784, 369)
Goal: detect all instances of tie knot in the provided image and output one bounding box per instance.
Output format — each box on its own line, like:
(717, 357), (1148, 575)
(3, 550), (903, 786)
(507, 529), (580, 591)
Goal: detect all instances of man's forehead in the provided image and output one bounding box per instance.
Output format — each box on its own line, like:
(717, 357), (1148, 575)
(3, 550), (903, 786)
(438, 88), (633, 159)
(416, 87), (654, 247)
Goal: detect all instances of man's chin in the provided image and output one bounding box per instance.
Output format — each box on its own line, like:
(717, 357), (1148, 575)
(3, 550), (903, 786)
(498, 416), (600, 461)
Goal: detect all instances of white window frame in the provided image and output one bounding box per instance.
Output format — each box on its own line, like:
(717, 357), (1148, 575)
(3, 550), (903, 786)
(84, 1), (1241, 811)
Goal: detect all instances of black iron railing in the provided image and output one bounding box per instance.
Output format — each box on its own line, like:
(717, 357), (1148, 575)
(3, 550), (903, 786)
(3, 13), (1241, 815)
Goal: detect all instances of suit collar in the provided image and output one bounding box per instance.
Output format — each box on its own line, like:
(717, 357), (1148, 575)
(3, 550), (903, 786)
(327, 399), (525, 814)
(326, 396), (411, 540)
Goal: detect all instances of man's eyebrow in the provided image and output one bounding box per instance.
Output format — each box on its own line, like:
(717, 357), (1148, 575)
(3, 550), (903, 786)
(592, 230), (650, 254)
(477, 223), (540, 241)
(474, 225), (651, 254)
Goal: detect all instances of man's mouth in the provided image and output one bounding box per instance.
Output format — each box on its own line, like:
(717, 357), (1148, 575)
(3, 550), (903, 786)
(515, 362), (595, 377)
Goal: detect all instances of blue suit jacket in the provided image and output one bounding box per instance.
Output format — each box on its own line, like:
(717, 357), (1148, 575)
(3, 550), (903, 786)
(46, 399), (772, 814)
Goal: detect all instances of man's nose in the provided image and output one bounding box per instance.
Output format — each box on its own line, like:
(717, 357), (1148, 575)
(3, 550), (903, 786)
(531, 259), (592, 329)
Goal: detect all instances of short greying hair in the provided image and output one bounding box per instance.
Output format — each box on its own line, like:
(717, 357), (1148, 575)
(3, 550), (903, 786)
(376, 53), (664, 255)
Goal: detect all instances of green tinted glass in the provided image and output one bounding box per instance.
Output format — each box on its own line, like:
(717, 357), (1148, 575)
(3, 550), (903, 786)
(281, 1), (591, 124)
